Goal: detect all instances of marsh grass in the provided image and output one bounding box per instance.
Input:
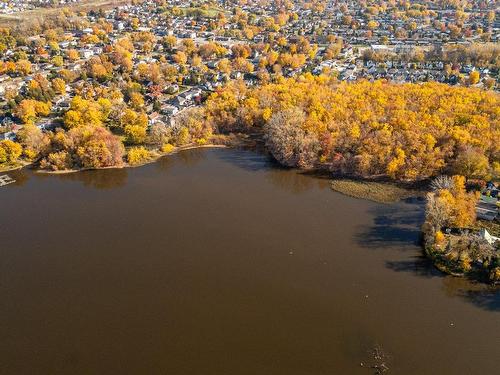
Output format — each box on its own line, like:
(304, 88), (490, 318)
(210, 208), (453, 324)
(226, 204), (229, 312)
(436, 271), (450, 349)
(331, 178), (421, 203)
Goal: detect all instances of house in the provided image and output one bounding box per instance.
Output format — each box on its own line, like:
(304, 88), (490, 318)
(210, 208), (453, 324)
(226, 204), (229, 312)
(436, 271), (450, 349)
(0, 131), (16, 141)
(479, 229), (499, 245)
(161, 104), (179, 116)
(81, 49), (94, 59)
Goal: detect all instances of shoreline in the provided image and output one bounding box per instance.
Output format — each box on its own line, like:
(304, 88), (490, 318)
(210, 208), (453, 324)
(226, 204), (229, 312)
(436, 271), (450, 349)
(35, 143), (230, 175)
(0, 160), (33, 173)
(5, 141), (498, 284)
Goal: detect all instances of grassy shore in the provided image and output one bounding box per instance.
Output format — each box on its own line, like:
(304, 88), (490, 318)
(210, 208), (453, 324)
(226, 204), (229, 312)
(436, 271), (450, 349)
(330, 178), (422, 203)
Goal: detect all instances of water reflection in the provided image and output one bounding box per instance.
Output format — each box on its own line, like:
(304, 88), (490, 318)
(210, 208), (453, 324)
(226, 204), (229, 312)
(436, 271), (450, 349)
(176, 148), (205, 166)
(214, 148), (332, 194)
(215, 147), (276, 172)
(6, 168), (30, 187)
(154, 153), (174, 172)
(54, 168), (128, 189)
(266, 169), (330, 194)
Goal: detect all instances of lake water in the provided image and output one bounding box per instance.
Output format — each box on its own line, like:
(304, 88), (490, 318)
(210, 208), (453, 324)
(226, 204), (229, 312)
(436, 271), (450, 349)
(1, 148), (499, 374)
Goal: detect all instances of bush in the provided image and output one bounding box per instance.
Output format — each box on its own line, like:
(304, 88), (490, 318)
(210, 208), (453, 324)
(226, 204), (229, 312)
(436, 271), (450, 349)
(195, 137), (207, 145)
(0, 140), (22, 164)
(0, 147), (7, 164)
(490, 267), (500, 283)
(174, 127), (190, 146)
(161, 143), (175, 154)
(435, 231), (445, 245)
(459, 252), (472, 272)
(127, 146), (151, 165)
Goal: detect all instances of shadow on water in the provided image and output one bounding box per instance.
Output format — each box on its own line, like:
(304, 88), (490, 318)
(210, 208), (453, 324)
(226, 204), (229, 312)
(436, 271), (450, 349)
(214, 147), (278, 172)
(386, 256), (440, 279)
(356, 200), (425, 250)
(441, 277), (500, 312)
(460, 288), (500, 311)
(357, 198), (500, 312)
(388, 257), (500, 311)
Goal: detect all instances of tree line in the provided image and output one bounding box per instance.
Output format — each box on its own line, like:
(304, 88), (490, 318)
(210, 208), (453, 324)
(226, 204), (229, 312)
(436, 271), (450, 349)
(204, 77), (499, 181)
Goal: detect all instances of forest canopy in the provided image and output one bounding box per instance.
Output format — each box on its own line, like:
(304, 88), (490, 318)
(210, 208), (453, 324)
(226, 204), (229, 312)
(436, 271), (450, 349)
(204, 77), (499, 181)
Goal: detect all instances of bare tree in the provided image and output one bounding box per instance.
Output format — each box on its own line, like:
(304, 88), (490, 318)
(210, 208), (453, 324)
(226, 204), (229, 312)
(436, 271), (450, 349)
(264, 107), (320, 168)
(430, 175), (453, 191)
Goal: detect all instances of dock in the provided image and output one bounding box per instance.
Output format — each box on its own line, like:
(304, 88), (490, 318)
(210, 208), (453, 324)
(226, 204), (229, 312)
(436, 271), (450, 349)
(0, 174), (15, 187)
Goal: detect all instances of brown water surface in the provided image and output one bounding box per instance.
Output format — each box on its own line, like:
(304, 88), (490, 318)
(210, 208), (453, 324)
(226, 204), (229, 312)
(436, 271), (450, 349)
(1, 148), (499, 374)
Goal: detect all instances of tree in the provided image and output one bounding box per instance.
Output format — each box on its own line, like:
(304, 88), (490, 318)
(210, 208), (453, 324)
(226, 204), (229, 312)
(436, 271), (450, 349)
(120, 109), (148, 144)
(51, 55), (63, 67)
(173, 51), (187, 65)
(129, 92), (144, 110)
(16, 59), (32, 75)
(163, 35), (177, 50)
(264, 107), (319, 168)
(63, 96), (108, 129)
(40, 126), (124, 170)
(0, 140), (22, 164)
(468, 70), (480, 85)
(67, 49), (80, 61)
(51, 78), (66, 95)
(14, 100), (51, 125)
(452, 147), (489, 179)
(16, 123), (49, 159)
(203, 79), (499, 181)
(449, 175), (477, 228)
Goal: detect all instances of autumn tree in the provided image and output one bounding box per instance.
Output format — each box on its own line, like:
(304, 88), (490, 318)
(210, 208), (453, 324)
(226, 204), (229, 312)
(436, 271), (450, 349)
(120, 109), (148, 144)
(51, 78), (66, 95)
(14, 100), (51, 125)
(264, 107), (319, 168)
(63, 96), (110, 129)
(468, 70), (480, 85)
(0, 140), (22, 165)
(40, 126), (124, 170)
(16, 123), (50, 160)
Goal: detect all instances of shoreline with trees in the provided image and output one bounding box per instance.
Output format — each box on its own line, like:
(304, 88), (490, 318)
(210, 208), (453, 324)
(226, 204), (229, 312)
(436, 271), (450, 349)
(423, 176), (499, 283)
(2, 77), (498, 283)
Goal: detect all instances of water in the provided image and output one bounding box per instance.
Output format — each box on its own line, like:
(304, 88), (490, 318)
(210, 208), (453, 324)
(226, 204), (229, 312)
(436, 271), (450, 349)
(1, 148), (499, 374)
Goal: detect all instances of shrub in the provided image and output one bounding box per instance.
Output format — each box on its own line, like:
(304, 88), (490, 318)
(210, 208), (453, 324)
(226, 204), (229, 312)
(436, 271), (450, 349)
(195, 137), (207, 145)
(127, 146), (151, 165)
(490, 267), (500, 283)
(459, 252), (472, 272)
(0, 147), (6, 164)
(161, 143), (175, 154)
(175, 127), (190, 146)
(435, 231), (445, 245)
